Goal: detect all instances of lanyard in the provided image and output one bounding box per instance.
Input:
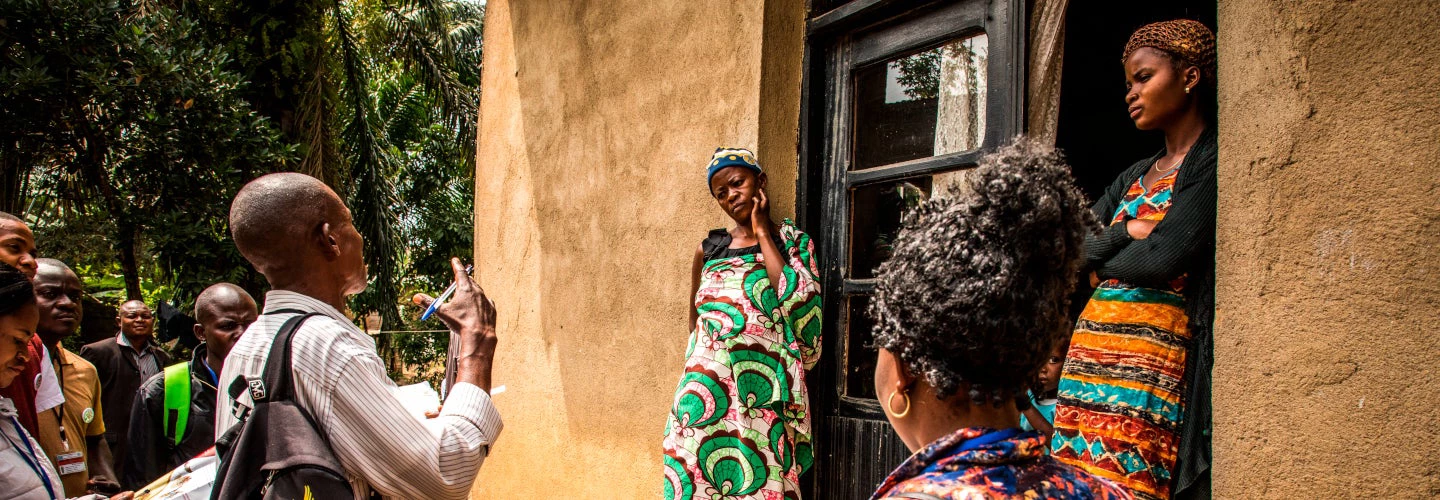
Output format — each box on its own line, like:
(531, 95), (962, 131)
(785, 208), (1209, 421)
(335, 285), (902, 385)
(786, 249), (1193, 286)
(955, 428), (1022, 453)
(202, 358), (219, 386)
(48, 353), (68, 450)
(5, 416), (60, 500)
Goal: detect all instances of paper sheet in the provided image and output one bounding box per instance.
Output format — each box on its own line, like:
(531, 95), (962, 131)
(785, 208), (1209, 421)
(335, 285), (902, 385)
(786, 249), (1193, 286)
(396, 382), (442, 421)
(133, 451), (218, 500)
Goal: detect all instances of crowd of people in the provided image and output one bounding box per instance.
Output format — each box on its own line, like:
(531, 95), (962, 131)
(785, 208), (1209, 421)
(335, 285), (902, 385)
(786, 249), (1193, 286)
(0, 18), (1214, 500)
(0, 169), (503, 499)
(0, 218), (270, 499)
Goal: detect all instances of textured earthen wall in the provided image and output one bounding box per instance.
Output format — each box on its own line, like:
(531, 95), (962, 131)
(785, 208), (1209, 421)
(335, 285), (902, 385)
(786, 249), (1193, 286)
(469, 1), (804, 497)
(1214, 1), (1440, 497)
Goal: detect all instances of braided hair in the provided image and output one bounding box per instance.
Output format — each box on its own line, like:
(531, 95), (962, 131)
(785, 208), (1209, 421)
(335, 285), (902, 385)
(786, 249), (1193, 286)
(869, 139), (1097, 405)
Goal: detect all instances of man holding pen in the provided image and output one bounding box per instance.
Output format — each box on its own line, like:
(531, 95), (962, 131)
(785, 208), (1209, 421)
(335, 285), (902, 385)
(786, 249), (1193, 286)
(217, 172), (500, 499)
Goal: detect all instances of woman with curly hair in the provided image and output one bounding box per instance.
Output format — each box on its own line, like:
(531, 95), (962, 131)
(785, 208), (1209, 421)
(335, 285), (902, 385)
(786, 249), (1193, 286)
(1051, 19), (1218, 500)
(661, 148), (823, 499)
(866, 141), (1128, 500)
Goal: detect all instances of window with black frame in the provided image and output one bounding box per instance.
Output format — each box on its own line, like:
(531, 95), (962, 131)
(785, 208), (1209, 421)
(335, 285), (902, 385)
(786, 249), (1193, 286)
(801, 0), (1022, 497)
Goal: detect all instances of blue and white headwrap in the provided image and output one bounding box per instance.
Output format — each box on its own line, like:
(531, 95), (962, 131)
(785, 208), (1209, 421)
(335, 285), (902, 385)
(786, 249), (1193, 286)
(706, 147), (762, 187)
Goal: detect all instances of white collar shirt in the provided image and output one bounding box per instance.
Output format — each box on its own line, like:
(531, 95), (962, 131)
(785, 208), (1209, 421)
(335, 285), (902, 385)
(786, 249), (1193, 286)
(215, 290), (502, 499)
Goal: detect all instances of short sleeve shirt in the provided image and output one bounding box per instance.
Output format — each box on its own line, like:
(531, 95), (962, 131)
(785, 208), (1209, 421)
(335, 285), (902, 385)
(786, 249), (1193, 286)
(34, 347), (105, 497)
(34, 346), (65, 413)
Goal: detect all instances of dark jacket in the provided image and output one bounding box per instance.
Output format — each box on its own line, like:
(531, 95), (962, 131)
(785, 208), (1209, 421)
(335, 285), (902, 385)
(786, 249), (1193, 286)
(1082, 127), (1215, 498)
(123, 344), (217, 489)
(78, 336), (171, 478)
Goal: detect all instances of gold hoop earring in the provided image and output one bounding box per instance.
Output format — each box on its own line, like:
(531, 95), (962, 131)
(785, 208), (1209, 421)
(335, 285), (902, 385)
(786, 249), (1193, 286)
(886, 389), (911, 418)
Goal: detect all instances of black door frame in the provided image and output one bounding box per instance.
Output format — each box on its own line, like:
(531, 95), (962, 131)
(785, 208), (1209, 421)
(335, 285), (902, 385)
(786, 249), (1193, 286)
(798, 0), (1025, 496)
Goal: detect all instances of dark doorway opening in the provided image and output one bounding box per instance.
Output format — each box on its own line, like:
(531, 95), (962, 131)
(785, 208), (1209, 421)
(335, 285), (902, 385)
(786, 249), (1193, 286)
(1055, 1), (1217, 202)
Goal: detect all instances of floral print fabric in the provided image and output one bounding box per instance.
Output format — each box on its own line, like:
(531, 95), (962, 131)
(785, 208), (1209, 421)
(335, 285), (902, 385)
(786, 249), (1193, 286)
(662, 220), (823, 499)
(871, 427), (1132, 500)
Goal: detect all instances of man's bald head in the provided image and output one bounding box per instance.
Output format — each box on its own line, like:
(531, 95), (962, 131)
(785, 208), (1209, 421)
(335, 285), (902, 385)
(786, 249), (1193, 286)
(193, 283), (258, 365)
(230, 173), (348, 275)
(194, 283), (256, 324)
(33, 258), (82, 341)
(119, 299), (149, 312)
(117, 298), (154, 339)
(36, 258), (74, 276)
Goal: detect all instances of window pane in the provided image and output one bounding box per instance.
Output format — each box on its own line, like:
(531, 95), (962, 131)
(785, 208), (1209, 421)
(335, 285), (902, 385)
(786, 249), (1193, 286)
(843, 294), (877, 399)
(852, 33), (988, 170)
(850, 177), (930, 279)
(849, 170), (977, 279)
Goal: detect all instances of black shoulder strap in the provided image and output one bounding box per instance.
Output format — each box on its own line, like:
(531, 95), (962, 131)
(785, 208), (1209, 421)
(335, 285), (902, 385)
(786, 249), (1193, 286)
(249, 312), (322, 404)
(265, 308), (308, 316)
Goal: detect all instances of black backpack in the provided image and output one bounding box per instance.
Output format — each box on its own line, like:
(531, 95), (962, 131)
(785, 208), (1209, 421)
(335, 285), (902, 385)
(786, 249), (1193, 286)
(211, 311), (355, 500)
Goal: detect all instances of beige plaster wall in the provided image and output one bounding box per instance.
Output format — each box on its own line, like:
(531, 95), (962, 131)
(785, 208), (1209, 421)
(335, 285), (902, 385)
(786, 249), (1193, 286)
(1214, 1), (1440, 497)
(469, 1), (804, 497)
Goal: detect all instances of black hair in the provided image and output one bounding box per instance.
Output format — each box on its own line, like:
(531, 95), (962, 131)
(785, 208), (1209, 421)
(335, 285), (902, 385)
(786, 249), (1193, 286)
(869, 139), (1098, 405)
(0, 262), (36, 317)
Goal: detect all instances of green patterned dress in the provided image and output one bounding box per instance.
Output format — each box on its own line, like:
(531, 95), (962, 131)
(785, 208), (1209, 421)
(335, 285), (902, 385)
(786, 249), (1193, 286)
(662, 220), (823, 500)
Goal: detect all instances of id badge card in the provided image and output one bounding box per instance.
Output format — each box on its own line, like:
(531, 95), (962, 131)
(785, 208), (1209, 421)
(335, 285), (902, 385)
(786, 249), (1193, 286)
(56, 451), (86, 475)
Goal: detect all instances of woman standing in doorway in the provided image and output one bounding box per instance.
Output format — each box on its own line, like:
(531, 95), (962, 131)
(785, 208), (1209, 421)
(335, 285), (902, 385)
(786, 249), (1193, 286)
(662, 148), (823, 499)
(1051, 20), (1217, 500)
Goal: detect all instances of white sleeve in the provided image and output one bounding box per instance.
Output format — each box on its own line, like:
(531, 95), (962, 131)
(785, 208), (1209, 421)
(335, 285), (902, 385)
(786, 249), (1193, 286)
(319, 348), (502, 500)
(33, 349), (63, 413)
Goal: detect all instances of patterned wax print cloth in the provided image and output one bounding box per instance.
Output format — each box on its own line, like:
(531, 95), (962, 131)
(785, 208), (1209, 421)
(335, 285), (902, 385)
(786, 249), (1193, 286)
(662, 220), (823, 500)
(1053, 168), (1190, 500)
(870, 427), (1132, 500)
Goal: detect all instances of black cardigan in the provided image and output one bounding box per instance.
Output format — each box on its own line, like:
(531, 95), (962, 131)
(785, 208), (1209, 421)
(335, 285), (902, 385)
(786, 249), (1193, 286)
(1082, 127), (1216, 497)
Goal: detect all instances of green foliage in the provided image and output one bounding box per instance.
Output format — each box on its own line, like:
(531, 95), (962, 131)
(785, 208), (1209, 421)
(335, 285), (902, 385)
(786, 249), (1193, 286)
(895, 49), (942, 100)
(2, 0), (297, 308)
(333, 0), (482, 383)
(893, 42), (983, 102)
(2, 0), (484, 383)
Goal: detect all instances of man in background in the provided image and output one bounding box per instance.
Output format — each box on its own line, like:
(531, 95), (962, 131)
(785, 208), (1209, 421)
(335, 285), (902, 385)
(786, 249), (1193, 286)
(125, 283), (257, 488)
(81, 299), (171, 477)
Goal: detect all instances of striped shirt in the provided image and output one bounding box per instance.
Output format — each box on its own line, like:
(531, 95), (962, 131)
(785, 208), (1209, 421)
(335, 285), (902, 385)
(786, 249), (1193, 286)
(215, 290), (502, 499)
(115, 332), (161, 382)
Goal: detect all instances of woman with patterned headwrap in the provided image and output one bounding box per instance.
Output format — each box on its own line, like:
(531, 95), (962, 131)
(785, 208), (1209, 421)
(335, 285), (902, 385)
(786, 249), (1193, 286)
(661, 148), (823, 499)
(1050, 19), (1218, 500)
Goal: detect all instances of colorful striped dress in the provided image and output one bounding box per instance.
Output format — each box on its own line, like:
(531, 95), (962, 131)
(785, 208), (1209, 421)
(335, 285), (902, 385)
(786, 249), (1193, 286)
(662, 220), (823, 500)
(1052, 168), (1189, 500)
